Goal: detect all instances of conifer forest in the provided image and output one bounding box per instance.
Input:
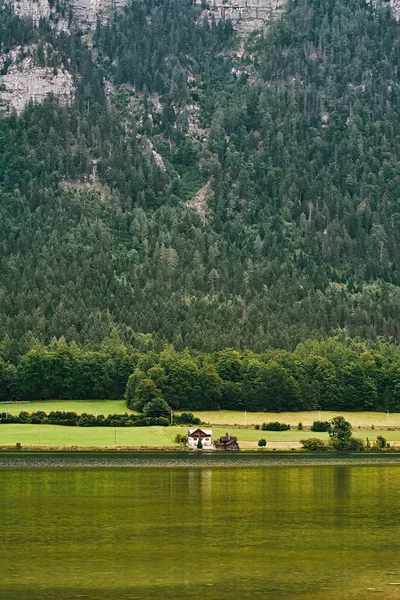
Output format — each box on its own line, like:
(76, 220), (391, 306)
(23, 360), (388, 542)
(2, 0), (400, 409)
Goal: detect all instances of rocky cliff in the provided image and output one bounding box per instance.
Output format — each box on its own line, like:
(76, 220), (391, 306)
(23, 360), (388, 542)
(0, 45), (73, 114)
(9, 0), (400, 33)
(12, 0), (50, 21)
(3, 0), (400, 114)
(198, 0), (286, 33)
(10, 0), (127, 27)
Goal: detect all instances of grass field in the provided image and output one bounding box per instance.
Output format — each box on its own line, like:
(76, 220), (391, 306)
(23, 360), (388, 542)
(3, 402), (400, 428)
(0, 424), (399, 448)
(2, 400), (131, 415)
(194, 410), (400, 427)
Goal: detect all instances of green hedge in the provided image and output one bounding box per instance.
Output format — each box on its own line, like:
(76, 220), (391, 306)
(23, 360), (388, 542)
(0, 411), (169, 427)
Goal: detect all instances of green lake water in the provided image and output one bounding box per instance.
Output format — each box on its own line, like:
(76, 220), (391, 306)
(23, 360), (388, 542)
(2, 457), (400, 599)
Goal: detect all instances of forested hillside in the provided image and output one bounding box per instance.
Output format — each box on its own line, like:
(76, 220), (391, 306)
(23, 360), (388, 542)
(1, 0), (400, 361)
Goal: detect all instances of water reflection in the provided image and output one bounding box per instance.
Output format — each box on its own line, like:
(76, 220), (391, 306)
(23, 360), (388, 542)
(2, 465), (400, 599)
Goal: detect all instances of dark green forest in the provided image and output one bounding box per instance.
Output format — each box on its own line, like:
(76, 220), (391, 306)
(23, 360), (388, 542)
(2, 336), (400, 412)
(2, 0), (400, 375)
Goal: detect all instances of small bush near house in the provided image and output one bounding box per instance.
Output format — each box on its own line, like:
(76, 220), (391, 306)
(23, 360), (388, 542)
(258, 439), (267, 447)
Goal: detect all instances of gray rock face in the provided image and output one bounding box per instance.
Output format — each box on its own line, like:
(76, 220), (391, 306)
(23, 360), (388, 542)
(198, 0), (286, 33)
(0, 46), (74, 114)
(8, 0), (128, 28)
(69, 0), (127, 28)
(12, 0), (51, 22)
(389, 0), (400, 18)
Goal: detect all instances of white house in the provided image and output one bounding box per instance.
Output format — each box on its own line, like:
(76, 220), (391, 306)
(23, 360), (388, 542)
(187, 428), (213, 449)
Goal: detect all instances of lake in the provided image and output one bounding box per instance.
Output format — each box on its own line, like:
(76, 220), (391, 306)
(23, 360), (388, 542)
(2, 455), (400, 599)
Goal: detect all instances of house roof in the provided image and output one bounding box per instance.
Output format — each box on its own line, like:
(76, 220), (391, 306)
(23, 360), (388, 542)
(220, 432), (238, 443)
(188, 428), (212, 436)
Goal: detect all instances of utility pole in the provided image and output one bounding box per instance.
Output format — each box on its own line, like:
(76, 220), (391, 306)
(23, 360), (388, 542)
(387, 411), (390, 429)
(244, 410), (247, 426)
(114, 428), (117, 445)
(171, 410), (174, 425)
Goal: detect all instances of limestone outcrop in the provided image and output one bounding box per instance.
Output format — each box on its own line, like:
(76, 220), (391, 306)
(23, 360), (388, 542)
(8, 0), (127, 28)
(390, 0), (400, 18)
(8, 0), (400, 33)
(0, 46), (74, 114)
(197, 0), (286, 33)
(69, 0), (127, 28)
(12, 0), (51, 22)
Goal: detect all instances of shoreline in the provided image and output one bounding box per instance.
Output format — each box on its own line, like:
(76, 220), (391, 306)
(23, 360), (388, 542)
(2, 450), (400, 469)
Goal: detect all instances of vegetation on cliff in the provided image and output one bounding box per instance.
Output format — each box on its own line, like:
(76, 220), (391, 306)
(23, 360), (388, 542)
(2, 0), (400, 383)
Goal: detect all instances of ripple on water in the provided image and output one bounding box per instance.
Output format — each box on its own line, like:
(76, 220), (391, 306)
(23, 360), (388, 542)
(1, 452), (400, 469)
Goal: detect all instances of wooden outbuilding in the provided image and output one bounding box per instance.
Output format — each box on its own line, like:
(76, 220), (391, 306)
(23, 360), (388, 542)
(215, 432), (240, 451)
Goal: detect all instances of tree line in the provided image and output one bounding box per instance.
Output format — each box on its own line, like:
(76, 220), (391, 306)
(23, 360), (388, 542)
(2, 336), (400, 412)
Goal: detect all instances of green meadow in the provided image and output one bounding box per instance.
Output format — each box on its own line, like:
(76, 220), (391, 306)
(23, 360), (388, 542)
(1, 424), (399, 448)
(3, 402), (400, 428)
(2, 401), (399, 448)
(0, 400), (400, 428)
(3, 400), (131, 416)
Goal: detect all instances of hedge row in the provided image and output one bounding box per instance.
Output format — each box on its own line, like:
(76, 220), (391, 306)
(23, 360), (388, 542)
(0, 411), (170, 427)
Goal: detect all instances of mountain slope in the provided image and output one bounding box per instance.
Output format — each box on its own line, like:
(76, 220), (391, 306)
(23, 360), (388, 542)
(2, 0), (400, 359)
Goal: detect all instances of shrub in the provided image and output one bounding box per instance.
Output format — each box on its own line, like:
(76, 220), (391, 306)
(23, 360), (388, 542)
(0, 412), (19, 424)
(174, 412), (201, 425)
(297, 422), (303, 431)
(77, 413), (99, 427)
(29, 411), (48, 424)
(346, 437), (365, 451)
(311, 421), (331, 432)
(262, 422), (290, 431)
(48, 411), (78, 426)
(18, 411), (30, 423)
(255, 424), (260, 430)
(376, 435), (387, 449)
(328, 436), (364, 451)
(301, 438), (328, 451)
(174, 433), (188, 444)
(258, 439), (267, 447)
